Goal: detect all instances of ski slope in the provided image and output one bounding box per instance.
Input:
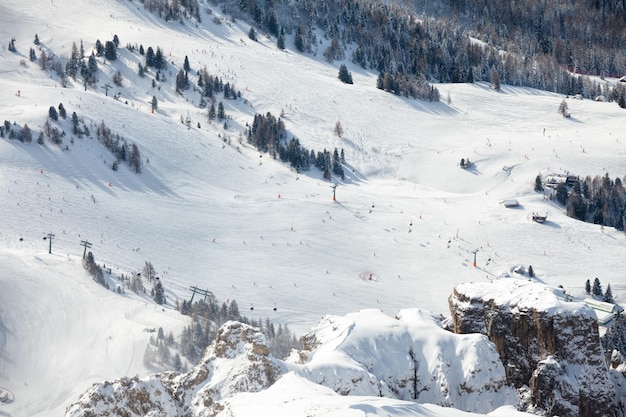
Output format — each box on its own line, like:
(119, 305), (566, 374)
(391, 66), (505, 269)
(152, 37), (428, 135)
(0, 0), (625, 415)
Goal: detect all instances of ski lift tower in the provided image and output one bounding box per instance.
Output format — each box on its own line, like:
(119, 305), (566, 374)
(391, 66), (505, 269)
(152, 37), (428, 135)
(43, 233), (55, 254)
(102, 83), (113, 97)
(80, 240), (92, 259)
(471, 248), (479, 267)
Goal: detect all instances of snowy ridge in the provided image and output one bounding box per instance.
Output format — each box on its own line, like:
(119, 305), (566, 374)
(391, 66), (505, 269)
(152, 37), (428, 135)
(291, 308), (516, 413)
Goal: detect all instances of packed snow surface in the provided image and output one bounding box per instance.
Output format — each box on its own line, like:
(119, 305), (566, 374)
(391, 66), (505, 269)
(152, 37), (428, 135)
(0, 0), (625, 416)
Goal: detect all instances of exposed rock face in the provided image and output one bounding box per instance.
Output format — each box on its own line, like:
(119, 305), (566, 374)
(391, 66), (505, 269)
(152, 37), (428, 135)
(449, 278), (615, 417)
(64, 321), (281, 417)
(607, 351), (626, 417)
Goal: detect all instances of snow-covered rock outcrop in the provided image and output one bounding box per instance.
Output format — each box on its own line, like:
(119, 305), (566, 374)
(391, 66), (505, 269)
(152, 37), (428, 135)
(64, 321), (281, 417)
(449, 278), (615, 417)
(65, 310), (520, 416)
(287, 308), (518, 414)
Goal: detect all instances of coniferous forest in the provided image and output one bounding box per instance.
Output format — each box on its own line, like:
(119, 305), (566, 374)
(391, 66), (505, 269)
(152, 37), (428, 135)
(546, 173), (626, 231)
(138, 0), (626, 105)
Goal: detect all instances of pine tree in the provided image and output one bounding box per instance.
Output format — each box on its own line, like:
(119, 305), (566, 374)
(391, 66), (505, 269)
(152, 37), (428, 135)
(58, 103), (67, 119)
(95, 39), (104, 56)
(34, 33), (40, 45)
(104, 41), (117, 61)
(603, 284), (614, 303)
(490, 70), (501, 91)
(29, 47), (37, 62)
(183, 55), (190, 72)
(466, 66), (474, 83)
(294, 26), (305, 52)
(130, 143), (141, 173)
(21, 124), (32, 143)
(173, 353), (183, 371)
(555, 182), (568, 205)
(146, 46), (155, 67)
(217, 102), (225, 120)
(48, 106), (59, 121)
(592, 277), (603, 297)
(208, 103), (216, 121)
(528, 265), (534, 277)
(277, 34), (285, 50)
(338, 64), (353, 84)
(585, 279), (591, 294)
(84, 52), (98, 86)
(154, 47), (165, 69)
(534, 175), (544, 192)
(39, 50), (48, 70)
(153, 280), (165, 305)
(175, 69), (186, 93)
(248, 27), (257, 41)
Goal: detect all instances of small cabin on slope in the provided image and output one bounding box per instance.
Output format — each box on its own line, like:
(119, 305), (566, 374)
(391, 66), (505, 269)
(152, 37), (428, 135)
(499, 199), (519, 208)
(584, 298), (623, 325)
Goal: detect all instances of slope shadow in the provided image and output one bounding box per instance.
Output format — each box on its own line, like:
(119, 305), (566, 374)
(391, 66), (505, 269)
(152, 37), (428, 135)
(2, 139), (178, 198)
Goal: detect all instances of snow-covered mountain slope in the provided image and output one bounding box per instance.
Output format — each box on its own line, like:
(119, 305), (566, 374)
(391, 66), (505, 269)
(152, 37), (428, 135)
(1, 0), (625, 415)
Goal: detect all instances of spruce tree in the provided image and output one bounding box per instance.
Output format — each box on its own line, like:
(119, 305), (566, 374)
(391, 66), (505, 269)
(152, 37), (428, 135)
(592, 277), (603, 297)
(248, 27), (257, 41)
(58, 103), (67, 119)
(48, 106), (59, 121)
(338, 64), (353, 84)
(585, 279), (591, 294)
(145, 46), (155, 67)
(294, 26), (305, 52)
(21, 124), (32, 143)
(104, 41), (117, 61)
(154, 47), (165, 69)
(95, 39), (104, 56)
(534, 175), (544, 192)
(603, 284), (614, 303)
(153, 280), (165, 305)
(130, 143), (141, 173)
(277, 34), (285, 50)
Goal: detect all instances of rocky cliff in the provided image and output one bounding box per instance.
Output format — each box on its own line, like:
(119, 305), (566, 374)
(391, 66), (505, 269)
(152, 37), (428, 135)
(64, 321), (281, 417)
(449, 278), (615, 417)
